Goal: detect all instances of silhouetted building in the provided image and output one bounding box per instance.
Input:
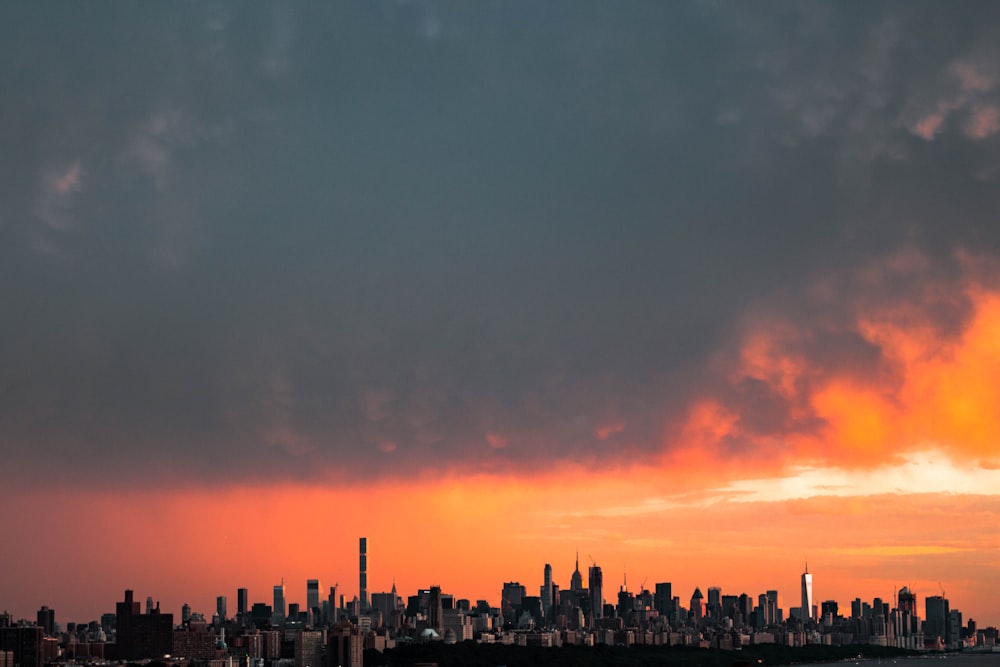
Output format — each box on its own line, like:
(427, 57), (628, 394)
(690, 588), (704, 622)
(428, 586), (443, 633)
(925, 595), (948, 643)
(217, 596), (227, 622)
(654, 583), (673, 618)
(359, 538), (368, 612)
(306, 580), (320, 623)
(114, 590), (173, 660)
(35, 608), (54, 637)
(570, 552), (583, 593)
(236, 588), (248, 621)
(0, 626), (42, 667)
(589, 565), (603, 622)
(274, 582), (286, 624)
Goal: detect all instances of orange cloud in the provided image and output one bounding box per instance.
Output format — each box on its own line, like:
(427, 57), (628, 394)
(670, 250), (1000, 476)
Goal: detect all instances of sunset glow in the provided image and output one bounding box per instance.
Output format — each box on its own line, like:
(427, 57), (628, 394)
(3, 2), (1000, 644)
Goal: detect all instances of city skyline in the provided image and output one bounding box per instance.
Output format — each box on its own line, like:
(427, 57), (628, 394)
(3, 0), (1000, 639)
(0, 550), (989, 630)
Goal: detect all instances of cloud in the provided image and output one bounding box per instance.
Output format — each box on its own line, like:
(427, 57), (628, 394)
(668, 249), (1000, 477)
(965, 104), (1000, 140)
(34, 161), (84, 231)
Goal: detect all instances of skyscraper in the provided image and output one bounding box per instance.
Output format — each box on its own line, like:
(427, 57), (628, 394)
(801, 563), (813, 621)
(237, 588), (248, 617)
(273, 582), (286, 623)
(542, 564), (553, 622)
(306, 580), (320, 617)
(216, 596), (227, 622)
(588, 564), (603, 621)
(654, 583), (673, 618)
(570, 552), (583, 593)
(359, 538), (368, 612)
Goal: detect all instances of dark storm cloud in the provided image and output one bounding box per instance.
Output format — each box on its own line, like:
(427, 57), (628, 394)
(3, 1), (1000, 486)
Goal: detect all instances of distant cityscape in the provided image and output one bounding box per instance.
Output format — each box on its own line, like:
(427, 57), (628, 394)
(2, 538), (997, 667)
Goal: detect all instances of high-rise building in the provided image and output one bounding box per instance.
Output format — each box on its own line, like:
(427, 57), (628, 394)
(925, 595), (948, 642)
(428, 586), (443, 633)
(181, 604), (191, 625)
(654, 583), (673, 618)
(35, 608), (54, 637)
(588, 565), (603, 621)
(800, 563), (813, 621)
(274, 582), (286, 624)
(359, 538), (368, 612)
(328, 586), (338, 623)
(707, 587), (722, 619)
(691, 588), (704, 622)
(570, 552), (583, 593)
(237, 589), (249, 618)
(306, 580), (320, 619)
(216, 596), (227, 622)
(542, 564), (553, 622)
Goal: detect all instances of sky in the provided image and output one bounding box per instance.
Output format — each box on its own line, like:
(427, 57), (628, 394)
(2, 1), (1000, 628)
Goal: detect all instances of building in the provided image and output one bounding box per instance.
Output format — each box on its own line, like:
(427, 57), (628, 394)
(570, 552), (583, 593)
(359, 537), (368, 612)
(306, 580), (320, 621)
(589, 565), (603, 622)
(690, 588), (704, 622)
(274, 582), (286, 624)
(0, 626), (42, 667)
(329, 624), (362, 667)
(114, 590), (173, 660)
(801, 563), (813, 621)
(172, 621), (218, 661)
(237, 588), (249, 618)
(925, 595), (948, 643)
(428, 586), (444, 633)
(654, 583), (673, 618)
(35, 608), (54, 637)
(217, 596), (227, 622)
(542, 564), (553, 623)
(294, 630), (323, 667)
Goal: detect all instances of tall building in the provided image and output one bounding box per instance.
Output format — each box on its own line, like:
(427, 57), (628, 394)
(801, 563), (813, 621)
(542, 564), (553, 622)
(216, 596), (227, 622)
(924, 595), (951, 641)
(428, 586), (443, 633)
(588, 565), (603, 621)
(274, 582), (286, 624)
(35, 608), (54, 636)
(570, 552), (583, 593)
(237, 588), (248, 617)
(707, 587), (722, 619)
(359, 537), (368, 612)
(306, 580), (320, 619)
(328, 586), (338, 623)
(654, 583), (673, 618)
(691, 588), (704, 622)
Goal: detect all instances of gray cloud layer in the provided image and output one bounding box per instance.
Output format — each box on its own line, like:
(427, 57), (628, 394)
(3, 2), (1000, 485)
